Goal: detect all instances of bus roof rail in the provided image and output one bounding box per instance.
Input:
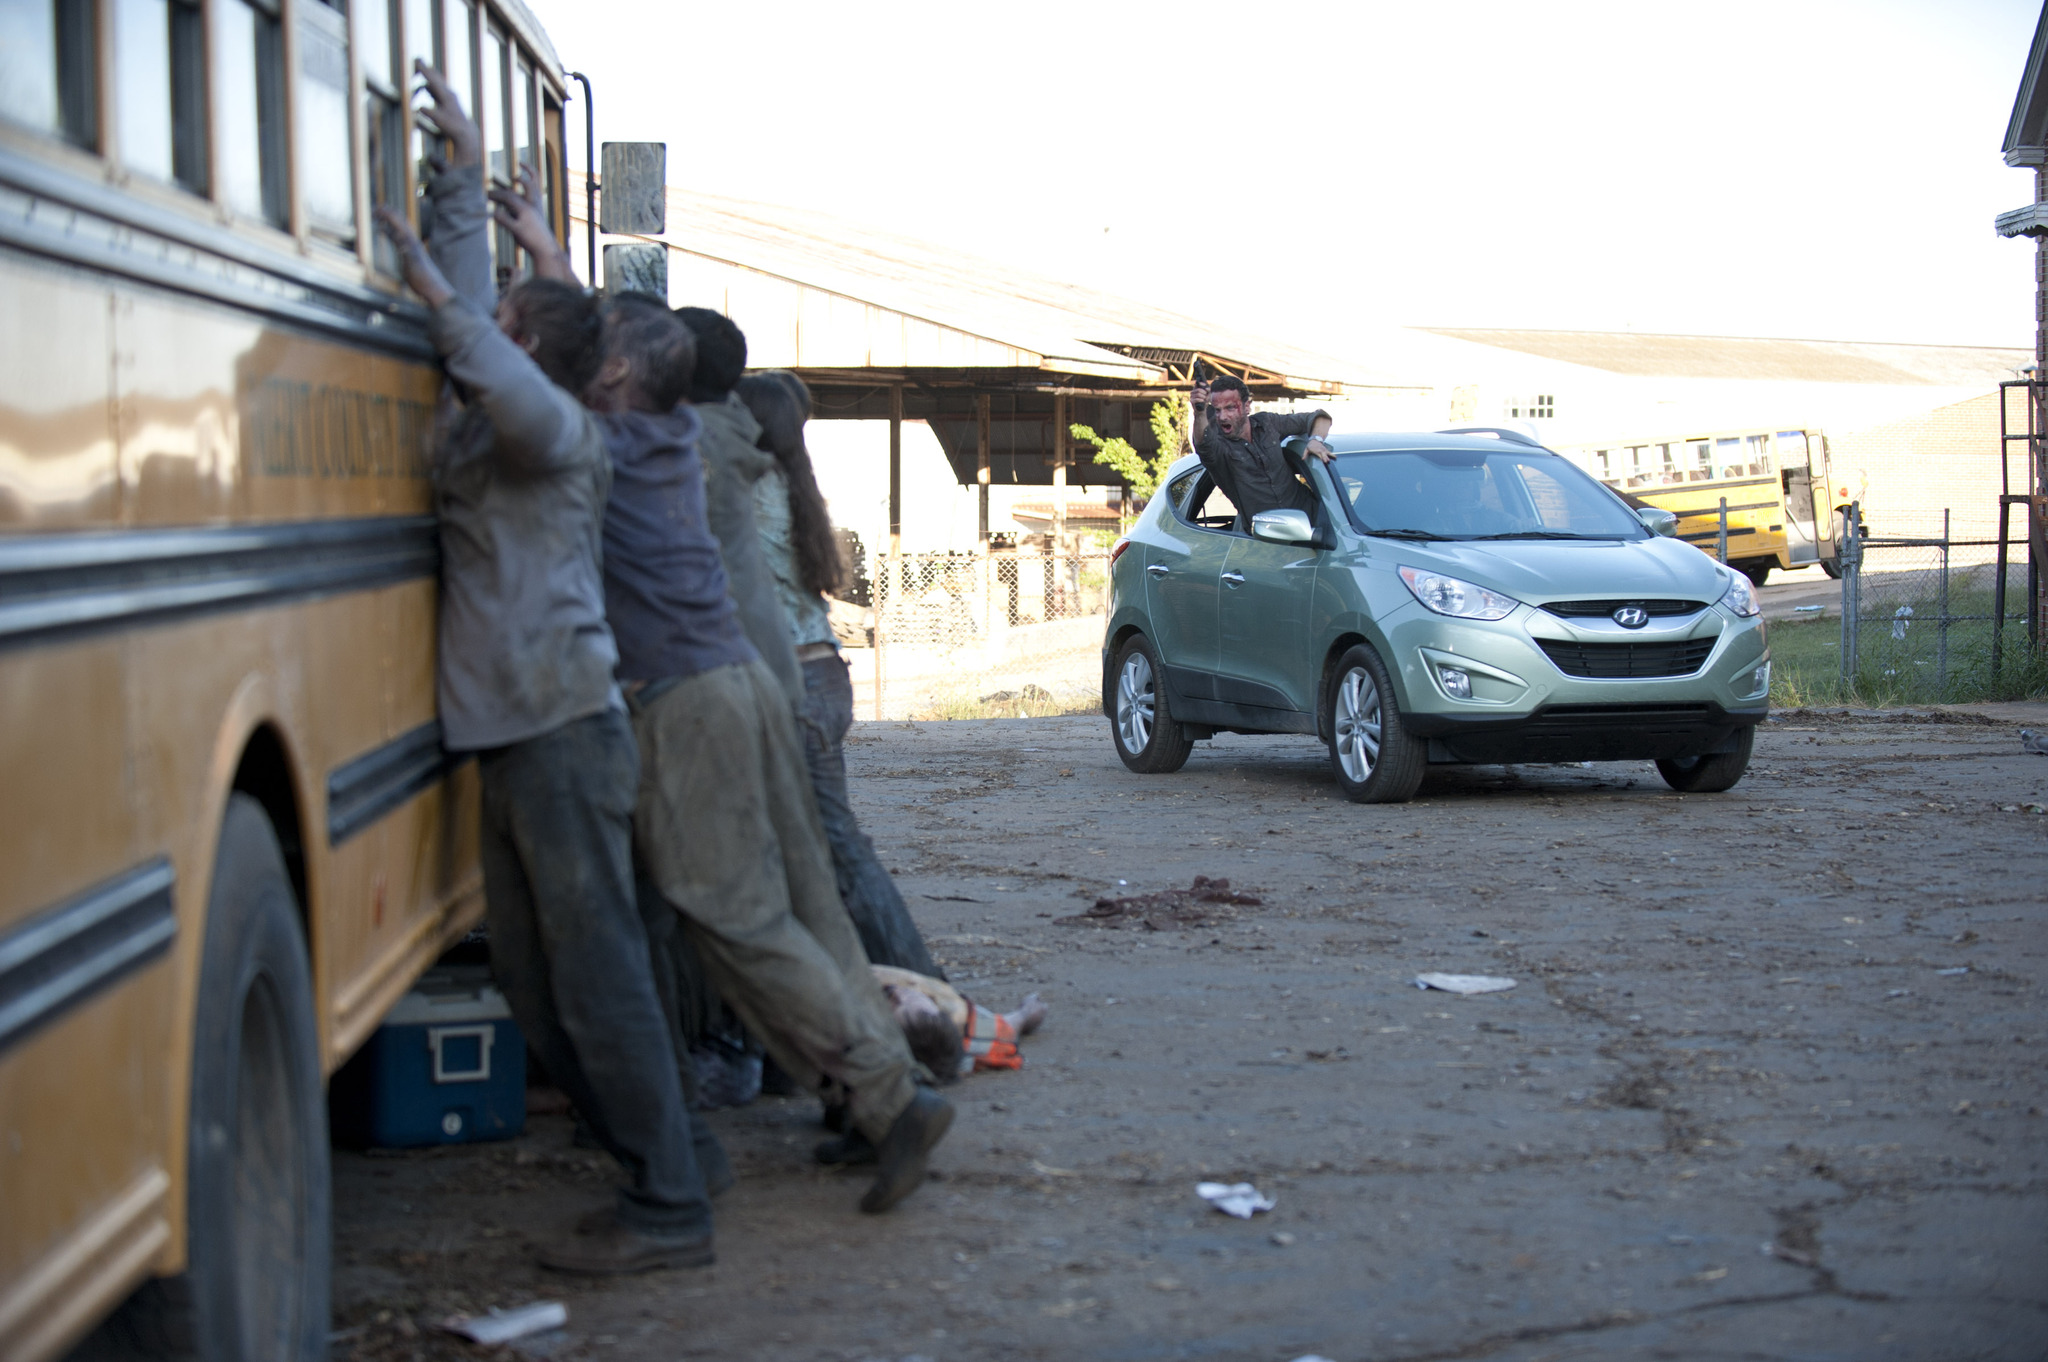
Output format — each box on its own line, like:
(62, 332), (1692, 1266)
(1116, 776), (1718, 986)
(1436, 426), (1546, 449)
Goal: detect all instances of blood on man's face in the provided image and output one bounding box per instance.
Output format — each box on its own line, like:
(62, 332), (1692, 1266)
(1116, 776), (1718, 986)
(1209, 388), (1247, 434)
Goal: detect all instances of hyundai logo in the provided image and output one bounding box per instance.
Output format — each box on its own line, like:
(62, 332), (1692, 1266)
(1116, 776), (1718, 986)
(1613, 606), (1650, 629)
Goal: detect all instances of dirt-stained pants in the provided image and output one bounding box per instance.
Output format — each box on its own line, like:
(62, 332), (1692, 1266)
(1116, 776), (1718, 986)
(630, 659), (917, 1143)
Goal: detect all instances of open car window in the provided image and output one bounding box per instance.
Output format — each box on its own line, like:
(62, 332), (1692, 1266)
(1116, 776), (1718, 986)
(1181, 475), (1239, 532)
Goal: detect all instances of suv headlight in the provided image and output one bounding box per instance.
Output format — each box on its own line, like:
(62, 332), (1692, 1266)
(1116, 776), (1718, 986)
(1398, 565), (1519, 620)
(1717, 572), (1761, 618)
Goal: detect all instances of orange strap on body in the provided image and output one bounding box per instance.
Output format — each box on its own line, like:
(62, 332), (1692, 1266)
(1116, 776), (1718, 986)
(961, 1001), (1022, 1070)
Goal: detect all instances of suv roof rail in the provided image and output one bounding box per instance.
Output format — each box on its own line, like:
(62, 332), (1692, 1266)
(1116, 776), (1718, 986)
(1436, 426), (1546, 448)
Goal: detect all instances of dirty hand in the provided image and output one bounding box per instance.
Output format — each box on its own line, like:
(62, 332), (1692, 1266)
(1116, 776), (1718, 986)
(1191, 380), (1210, 410)
(374, 205), (455, 308)
(413, 60), (480, 168)
(1306, 437), (1333, 463)
(489, 166), (576, 282)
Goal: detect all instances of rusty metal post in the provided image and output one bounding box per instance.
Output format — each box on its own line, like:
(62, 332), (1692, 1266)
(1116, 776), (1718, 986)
(1051, 394), (1068, 618)
(976, 392), (991, 551)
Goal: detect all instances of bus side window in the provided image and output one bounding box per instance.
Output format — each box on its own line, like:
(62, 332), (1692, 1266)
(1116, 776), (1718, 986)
(1745, 434), (1770, 475)
(0, 0), (98, 148)
(215, 0), (289, 228)
(1688, 440), (1710, 481)
(297, 0), (356, 242)
(361, 0), (405, 272)
(1714, 437), (1744, 481)
(114, 0), (209, 194)
(542, 91), (564, 245)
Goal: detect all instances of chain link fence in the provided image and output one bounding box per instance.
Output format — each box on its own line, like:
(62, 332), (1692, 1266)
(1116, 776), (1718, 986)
(845, 547), (1113, 721)
(1836, 505), (2036, 700)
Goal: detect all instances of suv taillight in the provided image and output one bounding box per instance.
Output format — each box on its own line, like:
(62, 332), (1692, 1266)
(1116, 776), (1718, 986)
(1109, 537), (1131, 565)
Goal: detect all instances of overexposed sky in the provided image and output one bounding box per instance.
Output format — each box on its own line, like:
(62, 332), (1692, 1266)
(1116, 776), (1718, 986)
(526, 0), (2041, 352)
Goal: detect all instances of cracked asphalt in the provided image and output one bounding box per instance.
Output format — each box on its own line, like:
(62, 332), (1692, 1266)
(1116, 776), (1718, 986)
(332, 706), (2048, 1362)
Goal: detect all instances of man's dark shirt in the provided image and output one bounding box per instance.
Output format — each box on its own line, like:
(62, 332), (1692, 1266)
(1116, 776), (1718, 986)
(596, 407), (759, 683)
(1194, 407), (1329, 520)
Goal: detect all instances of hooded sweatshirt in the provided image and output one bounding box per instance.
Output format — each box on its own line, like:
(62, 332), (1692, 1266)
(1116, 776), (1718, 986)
(692, 393), (804, 706)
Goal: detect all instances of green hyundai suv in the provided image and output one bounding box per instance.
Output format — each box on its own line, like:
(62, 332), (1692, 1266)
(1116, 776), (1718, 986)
(1101, 429), (1769, 802)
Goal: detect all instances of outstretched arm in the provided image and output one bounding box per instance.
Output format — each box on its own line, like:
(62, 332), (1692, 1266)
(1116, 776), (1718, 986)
(490, 164), (578, 284)
(414, 60), (493, 314)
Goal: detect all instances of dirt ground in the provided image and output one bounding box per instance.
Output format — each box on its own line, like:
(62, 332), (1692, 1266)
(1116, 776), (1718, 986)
(330, 705), (2048, 1362)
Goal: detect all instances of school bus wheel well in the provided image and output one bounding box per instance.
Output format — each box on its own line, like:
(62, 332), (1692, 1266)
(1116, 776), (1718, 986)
(232, 725), (308, 920)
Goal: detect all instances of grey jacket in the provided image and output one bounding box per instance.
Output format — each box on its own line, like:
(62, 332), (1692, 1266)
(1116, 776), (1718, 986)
(694, 394), (803, 706)
(424, 162), (619, 751)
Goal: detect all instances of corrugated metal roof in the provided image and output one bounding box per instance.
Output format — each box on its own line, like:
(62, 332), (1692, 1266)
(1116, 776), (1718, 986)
(576, 180), (1426, 395)
(1419, 329), (2029, 386)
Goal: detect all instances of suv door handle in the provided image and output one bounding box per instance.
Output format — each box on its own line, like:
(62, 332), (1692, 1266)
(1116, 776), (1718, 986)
(1220, 570), (1246, 585)
(1146, 564), (1170, 576)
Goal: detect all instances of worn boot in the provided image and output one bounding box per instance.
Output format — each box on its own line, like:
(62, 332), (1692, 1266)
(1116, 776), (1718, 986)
(813, 1128), (876, 1167)
(859, 1088), (954, 1214)
(540, 1209), (714, 1274)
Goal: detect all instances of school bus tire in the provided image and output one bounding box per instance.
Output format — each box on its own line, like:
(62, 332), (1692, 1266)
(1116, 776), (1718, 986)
(85, 795), (331, 1360)
(1654, 725), (1755, 794)
(1738, 559), (1772, 588)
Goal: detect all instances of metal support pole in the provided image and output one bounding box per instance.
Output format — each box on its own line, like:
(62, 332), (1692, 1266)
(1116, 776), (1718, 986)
(1995, 494), (2014, 677)
(1938, 508), (1950, 688)
(888, 385), (903, 559)
(568, 72), (597, 287)
(976, 392), (991, 551)
(1052, 394), (1068, 618)
(1717, 497), (1729, 565)
(1840, 500), (1860, 687)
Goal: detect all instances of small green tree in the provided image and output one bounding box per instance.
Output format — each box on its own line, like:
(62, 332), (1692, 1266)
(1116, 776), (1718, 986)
(1069, 393), (1189, 508)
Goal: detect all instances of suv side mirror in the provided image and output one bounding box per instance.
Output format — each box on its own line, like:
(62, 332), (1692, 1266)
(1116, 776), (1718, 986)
(1251, 508), (1316, 544)
(1638, 506), (1678, 538)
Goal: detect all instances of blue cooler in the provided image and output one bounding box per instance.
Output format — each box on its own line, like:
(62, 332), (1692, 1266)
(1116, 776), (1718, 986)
(331, 966), (525, 1148)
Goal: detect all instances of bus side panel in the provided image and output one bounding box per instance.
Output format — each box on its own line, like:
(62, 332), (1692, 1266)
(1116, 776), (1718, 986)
(0, 263), (118, 528)
(0, 640), (176, 1343)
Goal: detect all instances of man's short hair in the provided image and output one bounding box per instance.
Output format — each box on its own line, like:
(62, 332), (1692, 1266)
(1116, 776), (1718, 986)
(1208, 374), (1251, 403)
(600, 292), (695, 411)
(503, 278), (601, 394)
(673, 306), (748, 403)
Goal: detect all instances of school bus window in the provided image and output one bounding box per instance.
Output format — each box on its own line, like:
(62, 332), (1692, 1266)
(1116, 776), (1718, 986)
(1776, 430), (1810, 468)
(1688, 440), (1710, 480)
(2, 0), (99, 148)
(442, 0), (477, 146)
(113, 0), (209, 194)
(542, 90), (564, 240)
(361, 0), (407, 272)
(214, 0), (288, 227)
(297, 0), (355, 241)
(515, 54), (536, 179)
(1745, 433), (1770, 473)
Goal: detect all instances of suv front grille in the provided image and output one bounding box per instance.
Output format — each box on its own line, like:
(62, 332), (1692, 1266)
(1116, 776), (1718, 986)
(1537, 637), (1715, 679)
(1540, 598), (1707, 618)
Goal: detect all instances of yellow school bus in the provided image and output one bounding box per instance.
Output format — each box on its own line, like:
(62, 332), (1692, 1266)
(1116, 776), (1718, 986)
(0, 1), (570, 1357)
(1553, 427), (1845, 586)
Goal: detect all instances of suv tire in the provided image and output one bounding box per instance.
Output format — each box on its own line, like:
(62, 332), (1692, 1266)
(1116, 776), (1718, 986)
(1655, 725), (1754, 793)
(1110, 634), (1194, 774)
(1324, 644), (1425, 803)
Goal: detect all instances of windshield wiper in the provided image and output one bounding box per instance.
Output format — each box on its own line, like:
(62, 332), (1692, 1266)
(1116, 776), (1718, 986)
(1460, 530), (1618, 541)
(1365, 527), (1452, 541)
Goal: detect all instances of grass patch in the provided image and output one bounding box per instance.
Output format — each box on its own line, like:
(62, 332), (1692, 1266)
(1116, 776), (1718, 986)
(1768, 583), (2048, 707)
(910, 682), (1100, 721)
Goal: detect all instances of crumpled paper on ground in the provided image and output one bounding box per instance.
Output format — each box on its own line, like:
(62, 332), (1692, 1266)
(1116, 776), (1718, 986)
(1197, 1181), (1276, 1218)
(1414, 973), (1517, 995)
(439, 1302), (567, 1344)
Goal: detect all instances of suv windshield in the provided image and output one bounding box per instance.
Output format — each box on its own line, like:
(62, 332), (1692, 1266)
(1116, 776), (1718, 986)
(1329, 447), (1647, 541)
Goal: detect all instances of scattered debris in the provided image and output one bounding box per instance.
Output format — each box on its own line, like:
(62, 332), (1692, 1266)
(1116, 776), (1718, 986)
(1198, 1181), (1276, 1218)
(1935, 966), (1970, 976)
(1057, 876), (1261, 931)
(1762, 1241), (1816, 1267)
(2020, 728), (2048, 755)
(1271, 1231), (1297, 1247)
(439, 1301), (567, 1345)
(1414, 973), (1517, 995)
(1793, 604), (1824, 613)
